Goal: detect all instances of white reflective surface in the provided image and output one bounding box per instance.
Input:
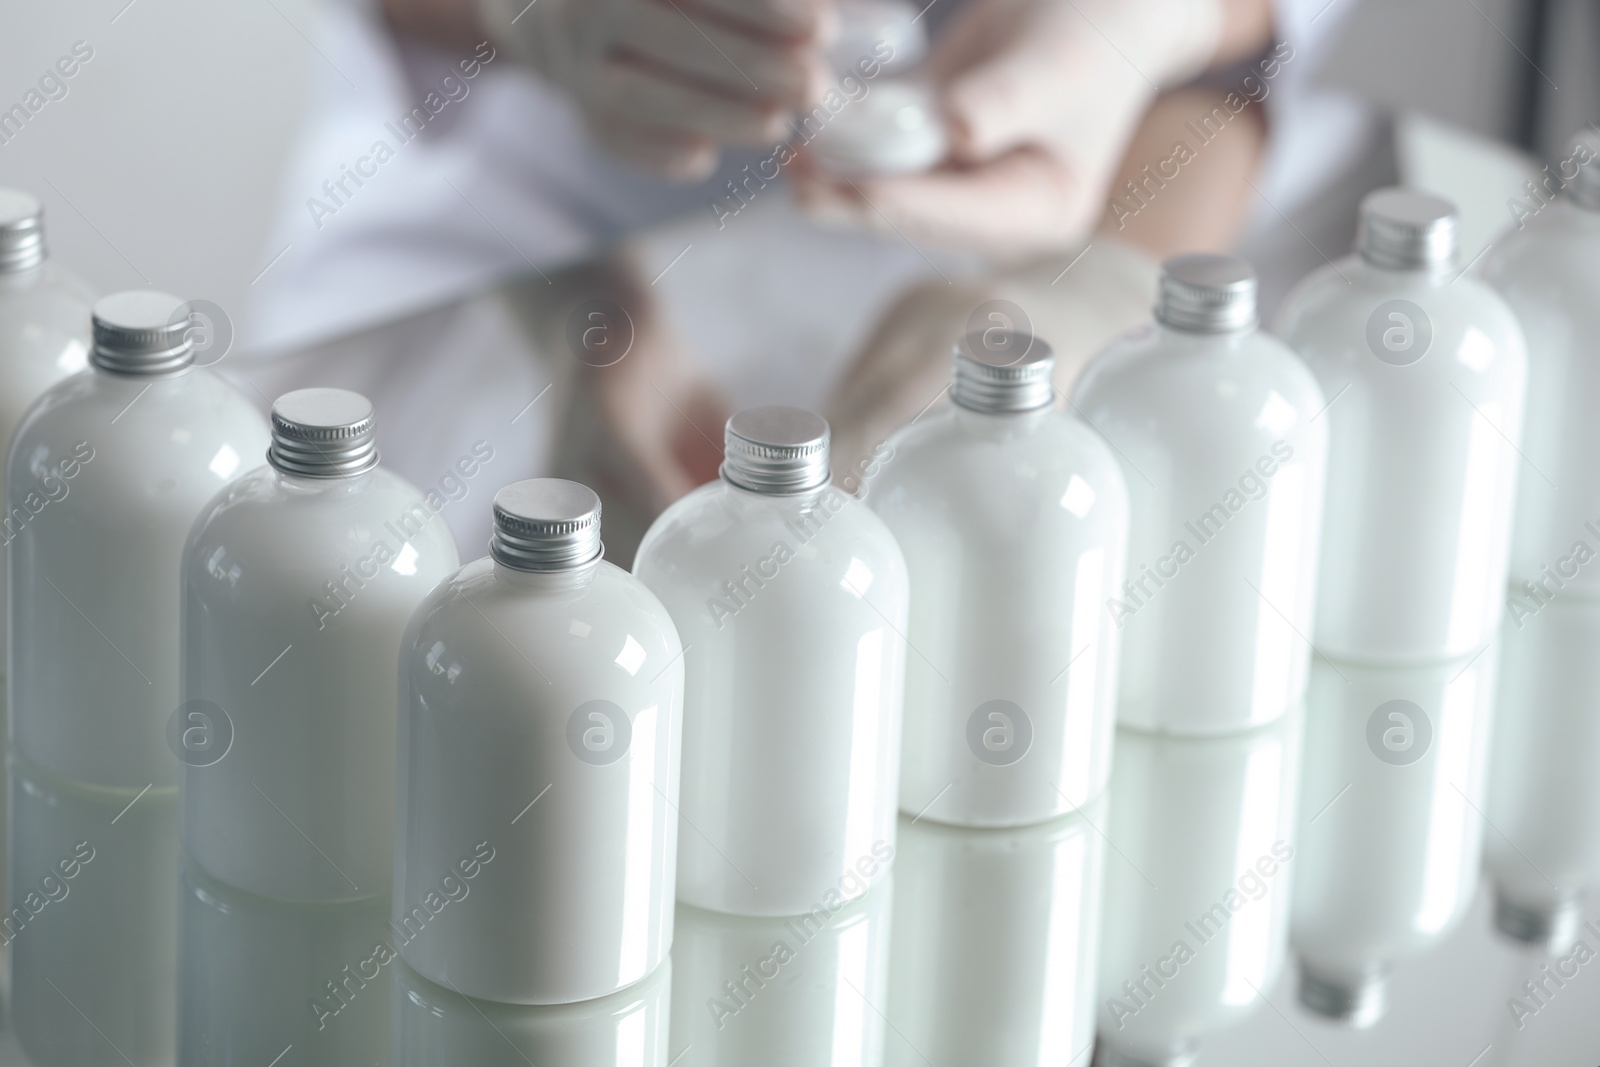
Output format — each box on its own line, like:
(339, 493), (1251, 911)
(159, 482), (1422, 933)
(886, 805), (1105, 1066)
(1096, 714), (1303, 1066)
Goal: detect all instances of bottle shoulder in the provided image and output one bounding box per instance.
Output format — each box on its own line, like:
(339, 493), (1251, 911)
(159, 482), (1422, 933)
(15, 367), (271, 455)
(1274, 258), (1526, 364)
(11, 369), (273, 513)
(636, 480), (906, 583)
(872, 406), (1129, 513)
(1073, 324), (1326, 429)
(1484, 207), (1600, 308)
(186, 467), (460, 572)
(406, 558), (683, 680)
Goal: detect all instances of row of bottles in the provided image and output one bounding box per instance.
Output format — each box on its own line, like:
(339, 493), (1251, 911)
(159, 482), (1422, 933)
(3, 128), (1600, 1064)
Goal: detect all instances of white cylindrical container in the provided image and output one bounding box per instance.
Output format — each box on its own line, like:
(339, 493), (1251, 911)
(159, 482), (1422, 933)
(0, 189), (93, 908)
(1290, 646), (1497, 1029)
(886, 803), (1104, 1067)
(1095, 715), (1301, 1067)
(1070, 255), (1327, 734)
(809, 0), (946, 176)
(1095, 714), (1302, 1067)
(178, 859), (393, 1066)
(396, 479), (682, 1004)
(1486, 597), (1600, 955)
(182, 389), (459, 902)
(395, 957), (671, 1067)
(1275, 188), (1528, 663)
(1483, 134), (1600, 600)
(634, 407), (909, 916)
(668, 884), (893, 1067)
(867, 334), (1128, 825)
(10, 754), (179, 1067)
(8, 290), (271, 791)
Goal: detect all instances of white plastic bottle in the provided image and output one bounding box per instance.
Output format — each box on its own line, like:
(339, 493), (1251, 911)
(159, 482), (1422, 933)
(395, 957), (672, 1067)
(8, 290), (270, 791)
(809, 0), (946, 176)
(1290, 648), (1497, 1028)
(1483, 133), (1600, 599)
(0, 189), (93, 687)
(1071, 255), (1327, 734)
(887, 804), (1104, 1067)
(634, 407), (909, 916)
(396, 479), (682, 1004)
(1485, 597), (1600, 955)
(182, 388), (459, 901)
(868, 334), (1128, 825)
(1276, 189), (1527, 663)
(1095, 714), (1302, 1067)
(0, 189), (93, 906)
(668, 886), (893, 1066)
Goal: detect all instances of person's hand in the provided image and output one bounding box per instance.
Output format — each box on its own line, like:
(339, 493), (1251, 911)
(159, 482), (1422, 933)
(794, 0), (1223, 259)
(477, 0), (834, 181)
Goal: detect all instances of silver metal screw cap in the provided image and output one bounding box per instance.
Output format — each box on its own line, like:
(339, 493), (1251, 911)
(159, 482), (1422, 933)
(1358, 188), (1458, 270)
(90, 290), (194, 376)
(491, 478), (604, 572)
(1156, 254), (1258, 334)
(0, 188), (45, 274)
(269, 388), (380, 478)
(953, 331), (1054, 413)
(721, 406), (831, 495)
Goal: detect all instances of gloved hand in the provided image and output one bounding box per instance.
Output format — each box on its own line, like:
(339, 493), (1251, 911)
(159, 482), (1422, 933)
(478, 0), (834, 181)
(794, 0), (1224, 259)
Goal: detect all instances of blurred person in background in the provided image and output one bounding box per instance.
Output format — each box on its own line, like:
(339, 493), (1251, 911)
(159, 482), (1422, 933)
(243, 0), (1370, 559)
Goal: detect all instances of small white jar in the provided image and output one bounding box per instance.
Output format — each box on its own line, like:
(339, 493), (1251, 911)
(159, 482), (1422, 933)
(1289, 647), (1497, 1029)
(1483, 135), (1600, 600)
(1071, 255), (1328, 734)
(808, 0), (946, 176)
(868, 334), (1128, 825)
(634, 407), (909, 916)
(887, 804), (1105, 1067)
(669, 886), (893, 1066)
(8, 290), (270, 790)
(1095, 714), (1302, 1067)
(1486, 597), (1600, 955)
(1276, 189), (1528, 663)
(395, 957), (672, 1067)
(182, 389), (459, 901)
(0, 190), (93, 673)
(396, 479), (683, 1005)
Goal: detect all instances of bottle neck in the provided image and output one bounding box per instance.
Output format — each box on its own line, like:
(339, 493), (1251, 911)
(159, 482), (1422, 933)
(272, 467), (378, 494)
(491, 557), (601, 592)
